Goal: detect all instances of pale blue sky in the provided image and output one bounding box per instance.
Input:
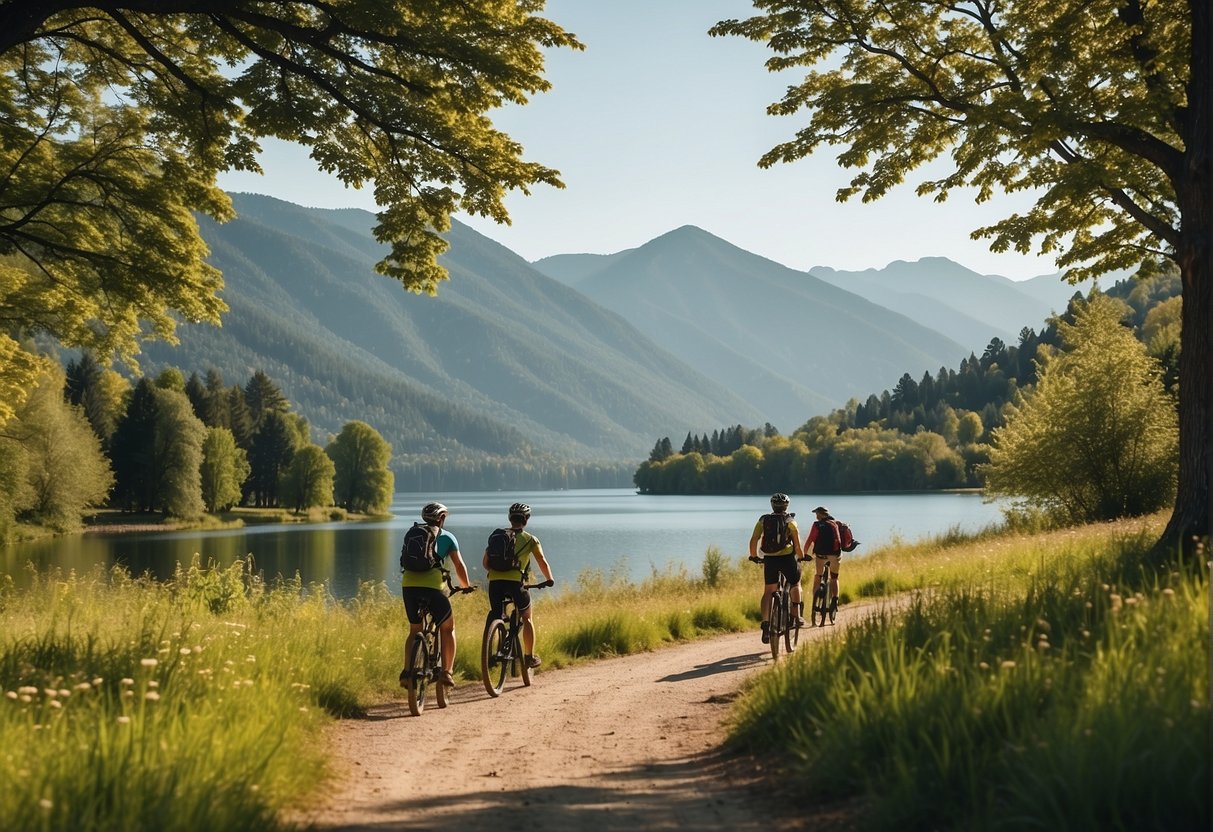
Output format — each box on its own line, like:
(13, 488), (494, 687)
(217, 1), (1057, 280)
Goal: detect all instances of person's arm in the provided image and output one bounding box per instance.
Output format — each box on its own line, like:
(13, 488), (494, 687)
(449, 549), (472, 589)
(481, 548), (490, 571)
(748, 522), (761, 558)
(531, 542), (554, 584)
(804, 522), (818, 554)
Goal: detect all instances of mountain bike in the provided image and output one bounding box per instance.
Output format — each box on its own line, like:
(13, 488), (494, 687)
(481, 575), (554, 697)
(750, 556), (802, 660)
(811, 560), (838, 627)
(402, 570), (476, 717)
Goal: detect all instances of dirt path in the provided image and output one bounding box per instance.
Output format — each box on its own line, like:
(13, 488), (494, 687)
(298, 602), (889, 831)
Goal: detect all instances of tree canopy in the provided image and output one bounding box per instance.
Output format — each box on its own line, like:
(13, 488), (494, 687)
(712, 0), (1209, 548)
(0, 1), (580, 420)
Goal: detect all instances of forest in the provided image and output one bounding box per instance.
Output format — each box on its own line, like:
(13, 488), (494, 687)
(635, 274), (1181, 501)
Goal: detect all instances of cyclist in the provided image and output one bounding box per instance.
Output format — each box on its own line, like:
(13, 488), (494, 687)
(748, 492), (805, 643)
(482, 502), (554, 669)
(401, 501), (473, 688)
(804, 505), (842, 616)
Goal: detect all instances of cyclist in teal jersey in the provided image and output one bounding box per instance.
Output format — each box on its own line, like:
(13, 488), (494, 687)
(401, 501), (472, 688)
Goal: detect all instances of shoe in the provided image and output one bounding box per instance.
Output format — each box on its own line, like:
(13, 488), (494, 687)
(439, 670), (456, 687)
(793, 616), (806, 627)
(830, 598), (839, 613)
(399, 668), (410, 689)
(760, 622), (770, 644)
(525, 654), (542, 669)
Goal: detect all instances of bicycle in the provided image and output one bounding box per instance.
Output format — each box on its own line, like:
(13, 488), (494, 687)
(481, 574), (554, 697)
(810, 560), (839, 627)
(750, 555), (804, 660)
(402, 570), (476, 717)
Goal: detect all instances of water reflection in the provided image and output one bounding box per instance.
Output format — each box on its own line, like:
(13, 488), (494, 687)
(2, 490), (1005, 599)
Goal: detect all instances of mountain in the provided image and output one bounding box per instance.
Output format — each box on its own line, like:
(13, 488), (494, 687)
(531, 226), (970, 430)
(138, 195), (765, 472)
(808, 257), (1063, 351)
(531, 250), (633, 287)
(1014, 271), (1097, 313)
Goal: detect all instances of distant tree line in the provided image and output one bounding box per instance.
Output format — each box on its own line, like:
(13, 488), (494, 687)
(637, 275), (1180, 502)
(1, 362), (396, 540)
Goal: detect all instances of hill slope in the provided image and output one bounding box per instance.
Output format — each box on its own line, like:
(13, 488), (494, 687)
(139, 195), (764, 474)
(534, 226), (970, 429)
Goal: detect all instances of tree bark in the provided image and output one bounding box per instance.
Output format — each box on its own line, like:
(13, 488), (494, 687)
(1160, 0), (1212, 556)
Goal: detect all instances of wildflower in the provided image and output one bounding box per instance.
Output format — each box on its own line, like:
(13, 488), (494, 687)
(73, 683), (91, 692)
(17, 686), (37, 696)
(92, 677), (103, 686)
(1000, 660), (1017, 670)
(192, 646), (203, 654)
(145, 691), (160, 701)
(120, 678), (134, 687)
(1109, 594), (1123, 613)
(979, 662), (990, 670)
(5, 691), (16, 700)
(39, 798), (52, 810)
(20, 695), (32, 703)
(49, 700), (62, 709)
(117, 716), (131, 725)
(140, 658), (158, 668)
(148, 681), (159, 689)
(245, 655), (256, 663)
(1162, 588), (1175, 598)
(43, 689), (57, 698)
(180, 648), (192, 656)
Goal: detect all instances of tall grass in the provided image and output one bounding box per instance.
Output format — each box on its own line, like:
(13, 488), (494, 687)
(729, 521), (1210, 830)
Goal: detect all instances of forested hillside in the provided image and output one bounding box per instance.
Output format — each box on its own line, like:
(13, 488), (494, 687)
(138, 195), (765, 489)
(635, 274), (1181, 494)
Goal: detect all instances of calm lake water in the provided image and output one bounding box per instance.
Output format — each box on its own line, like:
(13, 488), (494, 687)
(1, 490), (1005, 599)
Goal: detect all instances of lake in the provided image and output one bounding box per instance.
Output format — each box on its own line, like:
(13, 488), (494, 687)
(1, 490), (1005, 599)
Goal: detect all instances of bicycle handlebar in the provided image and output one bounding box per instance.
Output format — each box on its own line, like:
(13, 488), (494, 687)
(749, 555), (811, 563)
(523, 579), (554, 590)
(440, 569), (478, 596)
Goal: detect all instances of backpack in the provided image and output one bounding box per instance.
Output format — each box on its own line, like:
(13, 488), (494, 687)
(400, 522), (440, 572)
(759, 512), (794, 554)
(812, 518), (841, 555)
(837, 520), (859, 553)
(485, 527), (523, 572)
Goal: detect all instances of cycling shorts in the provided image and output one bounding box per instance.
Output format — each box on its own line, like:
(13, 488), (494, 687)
(763, 553), (802, 586)
(402, 586), (452, 627)
(814, 553), (841, 574)
(487, 579), (532, 622)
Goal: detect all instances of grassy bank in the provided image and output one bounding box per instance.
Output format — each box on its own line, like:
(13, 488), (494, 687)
(1, 518), (1205, 829)
(729, 518), (1210, 830)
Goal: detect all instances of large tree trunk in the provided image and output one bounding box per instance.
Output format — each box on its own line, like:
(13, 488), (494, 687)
(1160, 0), (1212, 556)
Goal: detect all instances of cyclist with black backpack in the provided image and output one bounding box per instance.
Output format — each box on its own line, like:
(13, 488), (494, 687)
(400, 501), (473, 688)
(748, 493), (806, 643)
(482, 502), (554, 669)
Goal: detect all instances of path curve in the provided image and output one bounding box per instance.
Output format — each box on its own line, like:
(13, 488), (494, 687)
(297, 601), (889, 831)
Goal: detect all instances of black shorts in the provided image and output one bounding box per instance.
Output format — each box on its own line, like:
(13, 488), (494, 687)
(487, 579), (531, 622)
(763, 553), (802, 586)
(402, 586), (452, 627)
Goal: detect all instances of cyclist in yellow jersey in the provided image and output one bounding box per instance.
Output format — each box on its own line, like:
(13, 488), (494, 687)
(401, 501), (472, 688)
(748, 492), (806, 643)
(483, 502), (554, 669)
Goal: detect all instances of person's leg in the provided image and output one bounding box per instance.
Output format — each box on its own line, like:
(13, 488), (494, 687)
(439, 617), (456, 676)
(829, 558), (840, 603)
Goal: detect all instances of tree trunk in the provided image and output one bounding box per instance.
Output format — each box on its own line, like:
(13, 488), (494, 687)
(1160, 0), (1212, 556)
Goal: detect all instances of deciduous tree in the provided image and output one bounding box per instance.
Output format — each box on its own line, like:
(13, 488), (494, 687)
(0, 1), (580, 418)
(326, 421), (393, 514)
(985, 295), (1178, 522)
(281, 444), (335, 513)
(200, 427), (249, 513)
(713, 0), (1209, 548)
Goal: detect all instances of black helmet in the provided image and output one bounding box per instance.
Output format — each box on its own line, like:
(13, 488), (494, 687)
(421, 501), (448, 524)
(770, 493), (790, 509)
(508, 502), (531, 520)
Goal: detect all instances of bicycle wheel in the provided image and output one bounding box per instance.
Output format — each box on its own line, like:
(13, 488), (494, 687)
(405, 632), (428, 716)
(828, 595), (838, 625)
(518, 632), (531, 687)
(481, 619), (509, 697)
(787, 598), (799, 651)
(814, 586), (828, 627)
(769, 591), (783, 661)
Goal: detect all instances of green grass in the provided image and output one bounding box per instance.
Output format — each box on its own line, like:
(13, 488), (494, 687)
(728, 517), (1210, 830)
(2, 517), (1206, 830)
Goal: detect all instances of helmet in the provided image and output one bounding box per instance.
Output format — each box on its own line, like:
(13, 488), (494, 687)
(421, 501), (448, 524)
(508, 502), (531, 520)
(770, 493), (790, 510)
